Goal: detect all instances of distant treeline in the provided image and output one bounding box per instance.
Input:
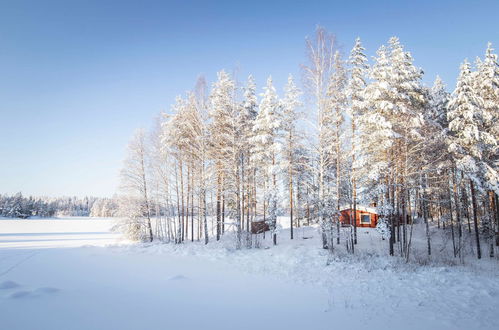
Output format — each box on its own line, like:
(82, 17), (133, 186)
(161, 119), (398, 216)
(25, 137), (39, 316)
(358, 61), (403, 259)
(0, 193), (118, 218)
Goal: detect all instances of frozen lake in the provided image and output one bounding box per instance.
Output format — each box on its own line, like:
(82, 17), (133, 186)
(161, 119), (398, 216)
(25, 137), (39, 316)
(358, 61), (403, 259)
(0, 217), (498, 330)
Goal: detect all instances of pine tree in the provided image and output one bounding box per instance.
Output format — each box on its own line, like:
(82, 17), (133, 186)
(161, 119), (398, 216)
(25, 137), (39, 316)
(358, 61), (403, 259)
(448, 60), (492, 183)
(251, 76), (282, 245)
(477, 43), (499, 249)
(359, 45), (397, 255)
(429, 76), (450, 129)
(448, 59), (487, 259)
(361, 37), (426, 257)
(347, 37), (369, 246)
(325, 51), (348, 247)
(209, 71), (236, 241)
(475, 44), (499, 193)
(240, 75), (259, 244)
(281, 74), (302, 239)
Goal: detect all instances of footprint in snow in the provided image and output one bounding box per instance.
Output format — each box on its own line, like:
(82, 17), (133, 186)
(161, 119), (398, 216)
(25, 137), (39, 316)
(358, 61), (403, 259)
(7, 287), (60, 299)
(9, 290), (35, 299)
(169, 275), (189, 281)
(34, 287), (60, 294)
(0, 280), (20, 290)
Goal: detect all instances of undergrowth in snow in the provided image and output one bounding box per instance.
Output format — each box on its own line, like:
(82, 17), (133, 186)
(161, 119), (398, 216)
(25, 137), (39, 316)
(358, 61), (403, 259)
(110, 224), (499, 329)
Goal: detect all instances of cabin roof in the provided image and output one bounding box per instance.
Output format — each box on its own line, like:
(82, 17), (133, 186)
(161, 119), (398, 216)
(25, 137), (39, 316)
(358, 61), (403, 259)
(339, 205), (378, 214)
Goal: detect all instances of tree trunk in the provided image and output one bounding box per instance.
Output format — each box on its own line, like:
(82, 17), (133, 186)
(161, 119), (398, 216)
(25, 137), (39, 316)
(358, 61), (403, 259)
(451, 169), (462, 258)
(289, 131), (294, 240)
(448, 176), (457, 257)
(222, 189), (225, 235)
(452, 168), (462, 239)
(140, 148), (153, 243)
(422, 175), (431, 256)
(186, 165), (190, 242)
(174, 162), (181, 243)
(387, 177), (394, 256)
(353, 182), (357, 245)
(336, 127), (341, 246)
(495, 193), (499, 247)
(470, 180), (481, 259)
(203, 188), (208, 244)
(191, 165), (194, 242)
(460, 172), (471, 233)
(180, 159), (185, 242)
(290, 174), (294, 240)
(272, 153), (277, 246)
(236, 153), (242, 249)
(216, 169), (221, 241)
(487, 191), (495, 257)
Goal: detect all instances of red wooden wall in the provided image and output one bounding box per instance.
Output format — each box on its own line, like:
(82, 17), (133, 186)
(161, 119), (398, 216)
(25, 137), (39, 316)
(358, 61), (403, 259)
(339, 209), (378, 228)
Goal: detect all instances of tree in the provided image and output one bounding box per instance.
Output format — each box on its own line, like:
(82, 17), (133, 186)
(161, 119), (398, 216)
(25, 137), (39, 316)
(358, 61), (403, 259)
(361, 37), (426, 258)
(325, 51), (348, 247)
(281, 74), (302, 239)
(447, 59), (487, 259)
(347, 37), (369, 246)
(476, 43), (499, 248)
(241, 75), (259, 245)
(428, 76), (450, 129)
(193, 76), (211, 245)
(476, 45), (499, 252)
(302, 26), (337, 250)
(119, 129), (154, 242)
(209, 71), (237, 241)
(251, 76), (282, 245)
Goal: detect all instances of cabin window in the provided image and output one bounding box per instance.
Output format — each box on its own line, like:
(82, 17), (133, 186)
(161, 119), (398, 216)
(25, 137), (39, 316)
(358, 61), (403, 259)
(360, 214), (371, 224)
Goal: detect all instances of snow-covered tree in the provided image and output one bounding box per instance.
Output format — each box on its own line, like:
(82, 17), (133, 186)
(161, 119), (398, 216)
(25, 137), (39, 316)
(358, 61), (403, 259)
(119, 129), (154, 242)
(447, 60), (483, 258)
(281, 74), (302, 239)
(324, 50), (348, 248)
(476, 43), (499, 252)
(209, 71), (237, 241)
(251, 76), (282, 245)
(111, 32), (498, 261)
(240, 75), (259, 243)
(360, 37), (426, 257)
(302, 26), (337, 249)
(475, 44), (499, 193)
(428, 76), (450, 129)
(347, 37), (369, 245)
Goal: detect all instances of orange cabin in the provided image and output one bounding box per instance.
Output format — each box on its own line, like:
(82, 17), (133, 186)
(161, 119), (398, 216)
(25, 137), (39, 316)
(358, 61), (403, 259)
(339, 206), (378, 228)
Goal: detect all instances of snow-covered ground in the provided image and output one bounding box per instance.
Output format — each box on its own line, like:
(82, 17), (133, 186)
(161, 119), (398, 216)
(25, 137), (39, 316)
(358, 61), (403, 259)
(1, 217), (498, 330)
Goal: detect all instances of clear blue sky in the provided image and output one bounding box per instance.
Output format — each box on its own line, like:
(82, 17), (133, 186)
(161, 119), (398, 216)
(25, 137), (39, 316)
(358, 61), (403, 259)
(1, 0), (497, 197)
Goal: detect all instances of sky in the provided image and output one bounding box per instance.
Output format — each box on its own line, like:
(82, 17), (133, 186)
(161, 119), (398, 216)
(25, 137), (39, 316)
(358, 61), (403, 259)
(0, 0), (498, 198)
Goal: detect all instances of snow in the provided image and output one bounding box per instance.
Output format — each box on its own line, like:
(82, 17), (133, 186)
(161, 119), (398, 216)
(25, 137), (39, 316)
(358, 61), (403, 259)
(1, 217), (498, 330)
(339, 205), (377, 213)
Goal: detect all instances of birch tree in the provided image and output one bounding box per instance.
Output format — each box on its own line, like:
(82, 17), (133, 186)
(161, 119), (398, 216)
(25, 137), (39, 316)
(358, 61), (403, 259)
(119, 129), (154, 242)
(302, 26), (337, 249)
(281, 74), (302, 239)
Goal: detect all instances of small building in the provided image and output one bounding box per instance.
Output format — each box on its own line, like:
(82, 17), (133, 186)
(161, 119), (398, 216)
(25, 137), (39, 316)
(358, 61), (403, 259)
(251, 220), (270, 234)
(339, 205), (378, 228)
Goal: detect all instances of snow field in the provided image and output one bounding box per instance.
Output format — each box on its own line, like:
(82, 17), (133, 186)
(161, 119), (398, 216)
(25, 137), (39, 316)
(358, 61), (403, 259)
(0, 217), (498, 330)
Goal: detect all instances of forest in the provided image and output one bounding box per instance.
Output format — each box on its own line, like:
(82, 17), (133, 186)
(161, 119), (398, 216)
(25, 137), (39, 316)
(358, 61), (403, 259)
(116, 27), (498, 261)
(0, 193), (117, 218)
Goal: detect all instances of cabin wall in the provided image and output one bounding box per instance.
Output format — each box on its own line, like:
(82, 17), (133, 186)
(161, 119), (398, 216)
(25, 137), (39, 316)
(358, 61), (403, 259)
(251, 221), (269, 234)
(339, 209), (378, 228)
